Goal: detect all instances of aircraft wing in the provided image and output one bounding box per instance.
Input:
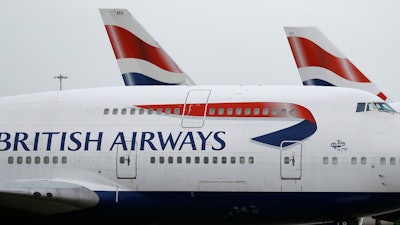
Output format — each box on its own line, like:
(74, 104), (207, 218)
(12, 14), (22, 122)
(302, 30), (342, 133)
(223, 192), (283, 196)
(0, 180), (99, 215)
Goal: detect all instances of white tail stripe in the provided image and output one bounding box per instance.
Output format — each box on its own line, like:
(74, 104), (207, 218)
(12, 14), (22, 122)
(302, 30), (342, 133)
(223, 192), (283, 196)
(100, 8), (159, 47)
(117, 58), (186, 84)
(299, 67), (382, 96)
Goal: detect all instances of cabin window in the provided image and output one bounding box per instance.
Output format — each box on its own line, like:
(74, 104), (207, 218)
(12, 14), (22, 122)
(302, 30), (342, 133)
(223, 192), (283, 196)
(323, 157), (328, 164)
(35, 156), (40, 164)
(165, 108), (171, 115)
(8, 157), (13, 164)
(209, 108), (215, 115)
(156, 108), (163, 115)
(361, 157), (367, 165)
(281, 108), (287, 116)
(222, 156), (227, 164)
(159, 157), (164, 164)
(249, 157), (254, 164)
(44, 156), (49, 164)
(351, 157), (357, 165)
(245, 108), (251, 115)
(380, 157), (386, 165)
(390, 157), (396, 165)
(195, 156), (200, 164)
(177, 157), (182, 164)
(139, 108), (145, 115)
(130, 108), (136, 115)
(62, 156), (67, 164)
(262, 108), (268, 115)
(218, 108), (224, 115)
(174, 108), (180, 115)
(332, 157), (338, 165)
(231, 157), (236, 164)
(204, 157), (209, 164)
(104, 108), (110, 115)
(240, 157), (245, 164)
(186, 157), (191, 164)
(121, 108), (127, 115)
(284, 157), (290, 164)
(272, 109), (277, 116)
(112, 108), (118, 115)
(289, 109), (296, 116)
(227, 108), (233, 115)
(119, 157), (125, 164)
(213, 157), (218, 164)
(17, 156), (22, 164)
(150, 157), (155, 164)
(253, 108), (260, 115)
(168, 156), (173, 164)
(26, 156), (32, 164)
(236, 108), (242, 115)
(148, 108), (154, 115)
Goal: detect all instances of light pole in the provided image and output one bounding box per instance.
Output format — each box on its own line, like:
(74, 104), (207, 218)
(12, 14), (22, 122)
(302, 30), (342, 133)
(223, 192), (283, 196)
(54, 74), (68, 91)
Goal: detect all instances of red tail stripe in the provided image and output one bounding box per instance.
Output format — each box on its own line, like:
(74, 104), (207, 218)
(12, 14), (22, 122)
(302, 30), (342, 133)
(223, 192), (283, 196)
(105, 25), (182, 73)
(287, 36), (370, 83)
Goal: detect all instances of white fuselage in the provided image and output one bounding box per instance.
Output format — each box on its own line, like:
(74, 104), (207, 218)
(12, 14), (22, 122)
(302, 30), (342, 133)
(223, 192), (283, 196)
(1, 85), (400, 224)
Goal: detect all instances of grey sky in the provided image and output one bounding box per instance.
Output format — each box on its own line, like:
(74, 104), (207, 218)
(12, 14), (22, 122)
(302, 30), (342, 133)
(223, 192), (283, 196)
(2, 0), (400, 100)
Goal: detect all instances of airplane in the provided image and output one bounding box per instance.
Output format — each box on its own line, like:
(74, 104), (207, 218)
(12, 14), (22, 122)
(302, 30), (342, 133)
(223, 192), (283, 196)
(100, 8), (195, 86)
(2, 8), (400, 225)
(284, 26), (400, 224)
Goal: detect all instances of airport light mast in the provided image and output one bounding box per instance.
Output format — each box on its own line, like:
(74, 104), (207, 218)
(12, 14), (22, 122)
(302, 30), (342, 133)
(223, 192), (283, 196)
(54, 74), (68, 91)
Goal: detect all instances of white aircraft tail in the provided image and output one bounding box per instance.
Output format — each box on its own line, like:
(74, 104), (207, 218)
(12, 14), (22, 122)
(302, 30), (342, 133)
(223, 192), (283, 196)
(100, 8), (195, 85)
(284, 26), (390, 102)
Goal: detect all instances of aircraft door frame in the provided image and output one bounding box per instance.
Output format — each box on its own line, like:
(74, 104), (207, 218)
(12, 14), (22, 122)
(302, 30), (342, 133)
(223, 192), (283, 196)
(280, 141), (302, 180)
(182, 89), (211, 128)
(116, 140), (137, 179)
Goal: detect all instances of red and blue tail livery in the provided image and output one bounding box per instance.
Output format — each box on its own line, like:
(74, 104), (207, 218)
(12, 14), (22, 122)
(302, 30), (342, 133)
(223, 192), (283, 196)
(284, 26), (389, 102)
(100, 8), (195, 85)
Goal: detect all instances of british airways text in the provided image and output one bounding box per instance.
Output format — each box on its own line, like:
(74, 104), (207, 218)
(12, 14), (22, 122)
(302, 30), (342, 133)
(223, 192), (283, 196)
(0, 131), (226, 151)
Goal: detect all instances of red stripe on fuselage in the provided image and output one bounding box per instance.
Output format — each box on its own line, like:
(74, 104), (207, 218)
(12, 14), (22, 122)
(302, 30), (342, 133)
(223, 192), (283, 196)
(136, 102), (316, 124)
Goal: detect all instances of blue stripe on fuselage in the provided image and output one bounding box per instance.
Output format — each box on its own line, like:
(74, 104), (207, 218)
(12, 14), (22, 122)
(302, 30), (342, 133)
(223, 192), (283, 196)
(52, 191), (400, 224)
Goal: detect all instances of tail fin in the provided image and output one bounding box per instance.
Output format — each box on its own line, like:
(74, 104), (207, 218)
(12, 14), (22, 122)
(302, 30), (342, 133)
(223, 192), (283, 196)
(284, 26), (390, 102)
(100, 8), (195, 85)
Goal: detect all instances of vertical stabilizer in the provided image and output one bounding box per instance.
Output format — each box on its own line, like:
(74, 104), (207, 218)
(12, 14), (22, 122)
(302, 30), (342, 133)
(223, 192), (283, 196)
(100, 8), (195, 85)
(284, 26), (390, 102)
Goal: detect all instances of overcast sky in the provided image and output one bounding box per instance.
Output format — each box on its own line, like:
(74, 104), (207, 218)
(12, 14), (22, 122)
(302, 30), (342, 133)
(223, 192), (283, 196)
(2, 0), (400, 100)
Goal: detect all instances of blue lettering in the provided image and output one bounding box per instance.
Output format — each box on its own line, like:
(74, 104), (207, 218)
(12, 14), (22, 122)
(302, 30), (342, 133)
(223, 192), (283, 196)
(42, 132), (60, 151)
(130, 132), (137, 150)
(212, 131), (226, 150)
(85, 132), (103, 151)
(60, 132), (67, 151)
(68, 132), (82, 151)
(158, 132), (182, 150)
(110, 132), (127, 151)
(33, 132), (40, 151)
(140, 132), (156, 150)
(13, 132), (30, 151)
(179, 132), (196, 150)
(197, 131), (212, 150)
(0, 132), (11, 151)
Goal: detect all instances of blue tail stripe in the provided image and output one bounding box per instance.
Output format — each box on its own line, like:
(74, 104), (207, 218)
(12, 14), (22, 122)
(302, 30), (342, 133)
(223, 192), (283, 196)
(303, 79), (335, 86)
(122, 73), (181, 85)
